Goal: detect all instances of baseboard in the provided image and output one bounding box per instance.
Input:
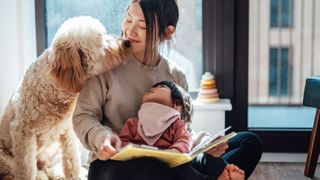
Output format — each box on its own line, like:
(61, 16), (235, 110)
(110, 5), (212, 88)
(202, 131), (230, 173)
(261, 152), (320, 163)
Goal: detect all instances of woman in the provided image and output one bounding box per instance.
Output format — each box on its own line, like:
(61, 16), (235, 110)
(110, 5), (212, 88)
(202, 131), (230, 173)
(72, 0), (262, 179)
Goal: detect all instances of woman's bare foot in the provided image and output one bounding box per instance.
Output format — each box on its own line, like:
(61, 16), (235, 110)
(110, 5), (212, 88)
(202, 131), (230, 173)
(225, 164), (245, 180)
(217, 169), (230, 180)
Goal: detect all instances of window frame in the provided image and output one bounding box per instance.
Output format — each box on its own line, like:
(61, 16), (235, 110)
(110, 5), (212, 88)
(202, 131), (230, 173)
(35, 0), (46, 56)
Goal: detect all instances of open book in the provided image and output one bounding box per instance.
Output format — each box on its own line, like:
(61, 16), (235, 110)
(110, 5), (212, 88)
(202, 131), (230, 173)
(111, 127), (237, 167)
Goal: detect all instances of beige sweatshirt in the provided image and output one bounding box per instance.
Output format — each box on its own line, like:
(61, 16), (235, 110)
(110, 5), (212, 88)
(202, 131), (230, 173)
(72, 56), (188, 164)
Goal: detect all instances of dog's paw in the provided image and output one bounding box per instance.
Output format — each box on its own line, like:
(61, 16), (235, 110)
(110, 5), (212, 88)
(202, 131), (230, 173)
(1, 174), (15, 180)
(64, 167), (87, 180)
(36, 171), (49, 180)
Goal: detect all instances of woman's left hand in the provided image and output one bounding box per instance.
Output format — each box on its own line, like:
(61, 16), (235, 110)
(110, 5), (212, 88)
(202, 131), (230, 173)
(205, 141), (229, 158)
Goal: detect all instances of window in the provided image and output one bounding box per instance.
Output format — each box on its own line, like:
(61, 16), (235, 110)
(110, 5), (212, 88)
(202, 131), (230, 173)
(270, 0), (293, 28)
(43, 0), (203, 91)
(45, 0), (129, 47)
(248, 0), (319, 130)
(269, 47), (291, 97)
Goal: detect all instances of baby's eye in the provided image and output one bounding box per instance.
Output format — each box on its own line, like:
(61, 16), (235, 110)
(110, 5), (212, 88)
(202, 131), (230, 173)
(158, 85), (169, 88)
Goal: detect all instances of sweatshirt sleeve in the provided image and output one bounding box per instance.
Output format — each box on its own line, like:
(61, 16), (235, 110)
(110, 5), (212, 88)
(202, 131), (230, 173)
(72, 75), (112, 157)
(171, 62), (189, 92)
(169, 119), (192, 153)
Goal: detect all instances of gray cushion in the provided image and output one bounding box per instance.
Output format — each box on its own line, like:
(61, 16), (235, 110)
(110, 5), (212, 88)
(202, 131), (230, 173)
(303, 76), (320, 108)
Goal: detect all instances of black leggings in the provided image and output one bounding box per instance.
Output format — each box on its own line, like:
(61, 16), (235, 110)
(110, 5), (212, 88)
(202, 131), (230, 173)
(88, 131), (263, 180)
(88, 158), (177, 180)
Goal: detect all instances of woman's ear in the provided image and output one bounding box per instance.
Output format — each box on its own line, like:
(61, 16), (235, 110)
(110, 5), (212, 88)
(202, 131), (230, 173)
(164, 25), (176, 40)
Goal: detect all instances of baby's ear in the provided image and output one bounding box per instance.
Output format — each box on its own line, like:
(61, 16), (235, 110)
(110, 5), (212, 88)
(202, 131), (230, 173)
(164, 25), (176, 40)
(173, 104), (183, 115)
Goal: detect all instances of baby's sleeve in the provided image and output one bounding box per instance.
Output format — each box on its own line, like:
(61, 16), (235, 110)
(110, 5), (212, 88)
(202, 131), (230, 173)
(169, 120), (192, 153)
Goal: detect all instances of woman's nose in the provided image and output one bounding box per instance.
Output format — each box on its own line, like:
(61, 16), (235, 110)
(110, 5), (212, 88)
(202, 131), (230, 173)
(127, 23), (138, 36)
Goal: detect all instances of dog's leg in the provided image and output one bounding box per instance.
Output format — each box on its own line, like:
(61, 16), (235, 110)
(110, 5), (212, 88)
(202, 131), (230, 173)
(0, 142), (14, 179)
(11, 127), (37, 180)
(59, 127), (81, 180)
(0, 100), (15, 178)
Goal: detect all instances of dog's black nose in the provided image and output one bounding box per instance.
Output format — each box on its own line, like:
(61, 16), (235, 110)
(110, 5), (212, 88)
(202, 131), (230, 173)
(123, 39), (131, 48)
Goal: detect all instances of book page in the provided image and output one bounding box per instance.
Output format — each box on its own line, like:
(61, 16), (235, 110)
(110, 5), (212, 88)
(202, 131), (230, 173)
(189, 131), (237, 158)
(189, 126), (231, 155)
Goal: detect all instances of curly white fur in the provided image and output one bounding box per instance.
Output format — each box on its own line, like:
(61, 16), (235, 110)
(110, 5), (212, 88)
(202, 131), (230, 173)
(0, 16), (130, 180)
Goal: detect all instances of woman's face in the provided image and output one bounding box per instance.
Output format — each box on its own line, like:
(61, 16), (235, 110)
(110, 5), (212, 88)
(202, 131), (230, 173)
(122, 2), (149, 61)
(142, 84), (172, 107)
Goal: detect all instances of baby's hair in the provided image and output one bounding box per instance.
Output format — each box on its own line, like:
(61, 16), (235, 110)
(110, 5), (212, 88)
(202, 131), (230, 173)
(152, 81), (193, 122)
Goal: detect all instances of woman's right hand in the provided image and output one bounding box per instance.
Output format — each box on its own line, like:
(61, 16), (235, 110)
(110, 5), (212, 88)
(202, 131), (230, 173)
(97, 134), (122, 161)
(205, 140), (229, 158)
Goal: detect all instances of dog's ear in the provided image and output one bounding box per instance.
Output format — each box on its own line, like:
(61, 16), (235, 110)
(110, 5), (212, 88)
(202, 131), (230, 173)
(50, 47), (85, 93)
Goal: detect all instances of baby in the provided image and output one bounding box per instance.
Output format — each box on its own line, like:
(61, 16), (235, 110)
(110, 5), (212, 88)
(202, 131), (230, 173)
(119, 80), (244, 180)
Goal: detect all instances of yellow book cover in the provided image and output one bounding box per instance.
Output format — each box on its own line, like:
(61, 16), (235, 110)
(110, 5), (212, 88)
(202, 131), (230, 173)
(111, 127), (237, 167)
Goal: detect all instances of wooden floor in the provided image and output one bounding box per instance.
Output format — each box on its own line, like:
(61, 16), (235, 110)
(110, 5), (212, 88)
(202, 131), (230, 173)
(249, 162), (320, 180)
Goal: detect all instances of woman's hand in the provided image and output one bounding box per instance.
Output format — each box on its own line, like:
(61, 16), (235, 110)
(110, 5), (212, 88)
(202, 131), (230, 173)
(205, 140), (229, 158)
(97, 134), (122, 161)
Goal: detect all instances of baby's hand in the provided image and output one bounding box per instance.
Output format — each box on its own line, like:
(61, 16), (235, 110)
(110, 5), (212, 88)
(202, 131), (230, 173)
(97, 134), (121, 161)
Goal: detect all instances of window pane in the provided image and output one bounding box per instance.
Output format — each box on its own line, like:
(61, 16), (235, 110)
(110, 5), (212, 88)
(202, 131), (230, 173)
(270, 0), (293, 28)
(269, 48), (278, 96)
(46, 0), (129, 47)
(45, 0), (202, 91)
(269, 47), (291, 97)
(248, 0), (319, 129)
(281, 0), (293, 27)
(270, 0), (279, 27)
(280, 47), (290, 96)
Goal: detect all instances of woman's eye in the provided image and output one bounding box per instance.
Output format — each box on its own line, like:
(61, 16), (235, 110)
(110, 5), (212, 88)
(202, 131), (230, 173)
(125, 17), (132, 23)
(139, 23), (146, 30)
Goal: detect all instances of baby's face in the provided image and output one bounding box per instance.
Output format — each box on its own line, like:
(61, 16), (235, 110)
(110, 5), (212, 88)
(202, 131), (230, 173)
(142, 84), (172, 107)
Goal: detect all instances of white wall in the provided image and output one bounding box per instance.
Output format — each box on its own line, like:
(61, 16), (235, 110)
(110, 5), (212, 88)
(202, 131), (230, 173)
(0, 0), (36, 115)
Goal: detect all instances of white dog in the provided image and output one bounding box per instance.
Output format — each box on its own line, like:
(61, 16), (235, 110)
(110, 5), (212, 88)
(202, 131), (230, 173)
(0, 16), (130, 180)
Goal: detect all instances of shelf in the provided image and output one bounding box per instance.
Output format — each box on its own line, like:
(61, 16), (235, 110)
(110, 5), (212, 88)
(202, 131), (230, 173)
(193, 99), (232, 111)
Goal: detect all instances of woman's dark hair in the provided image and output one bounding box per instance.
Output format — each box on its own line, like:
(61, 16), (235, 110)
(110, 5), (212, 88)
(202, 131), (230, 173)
(128, 0), (179, 66)
(152, 81), (193, 123)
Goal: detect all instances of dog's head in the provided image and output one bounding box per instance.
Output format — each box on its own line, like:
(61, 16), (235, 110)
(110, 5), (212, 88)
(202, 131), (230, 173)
(49, 16), (130, 93)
